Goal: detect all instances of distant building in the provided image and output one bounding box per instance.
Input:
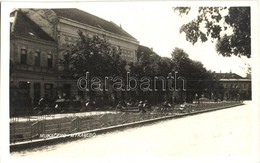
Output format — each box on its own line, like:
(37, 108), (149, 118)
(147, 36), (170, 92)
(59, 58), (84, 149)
(10, 9), (139, 113)
(214, 72), (251, 100)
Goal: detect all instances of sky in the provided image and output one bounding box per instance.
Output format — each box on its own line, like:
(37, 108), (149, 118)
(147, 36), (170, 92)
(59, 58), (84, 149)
(1, 1), (252, 78)
(78, 1), (251, 77)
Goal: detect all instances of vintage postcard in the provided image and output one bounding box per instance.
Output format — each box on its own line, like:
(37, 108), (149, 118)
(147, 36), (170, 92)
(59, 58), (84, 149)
(1, 1), (259, 163)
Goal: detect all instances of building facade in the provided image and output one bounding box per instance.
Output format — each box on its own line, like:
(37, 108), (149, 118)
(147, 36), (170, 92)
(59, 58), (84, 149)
(214, 72), (251, 100)
(10, 10), (58, 114)
(10, 9), (139, 112)
(21, 8), (139, 63)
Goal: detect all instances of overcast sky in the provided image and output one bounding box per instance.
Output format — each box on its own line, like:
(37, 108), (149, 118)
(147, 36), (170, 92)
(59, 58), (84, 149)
(79, 2), (250, 77)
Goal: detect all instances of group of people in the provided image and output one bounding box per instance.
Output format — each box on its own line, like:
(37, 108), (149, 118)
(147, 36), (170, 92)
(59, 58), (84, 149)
(116, 99), (151, 113)
(33, 94), (95, 114)
(116, 99), (177, 113)
(33, 95), (177, 115)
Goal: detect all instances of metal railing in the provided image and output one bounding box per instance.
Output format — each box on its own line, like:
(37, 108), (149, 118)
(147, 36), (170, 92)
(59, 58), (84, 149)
(10, 101), (242, 144)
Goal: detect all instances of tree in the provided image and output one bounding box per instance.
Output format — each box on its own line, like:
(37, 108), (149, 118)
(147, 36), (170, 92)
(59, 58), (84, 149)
(133, 48), (161, 77)
(60, 30), (127, 77)
(171, 48), (222, 102)
(174, 7), (251, 58)
(59, 30), (127, 102)
(130, 46), (166, 103)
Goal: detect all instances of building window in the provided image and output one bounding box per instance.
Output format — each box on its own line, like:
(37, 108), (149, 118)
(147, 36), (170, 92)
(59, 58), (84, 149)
(21, 49), (27, 64)
(63, 84), (71, 99)
(47, 53), (53, 68)
(44, 83), (53, 98)
(33, 83), (41, 106)
(65, 36), (69, 41)
(18, 81), (31, 107)
(34, 51), (40, 66)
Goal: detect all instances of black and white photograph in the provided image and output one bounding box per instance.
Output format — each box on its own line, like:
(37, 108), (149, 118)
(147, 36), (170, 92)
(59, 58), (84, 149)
(0, 1), (259, 163)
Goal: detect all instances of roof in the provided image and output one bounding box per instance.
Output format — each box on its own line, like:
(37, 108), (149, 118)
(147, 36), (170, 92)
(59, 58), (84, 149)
(219, 79), (251, 82)
(11, 10), (55, 42)
(138, 45), (154, 55)
(214, 73), (244, 80)
(137, 45), (159, 60)
(51, 9), (137, 40)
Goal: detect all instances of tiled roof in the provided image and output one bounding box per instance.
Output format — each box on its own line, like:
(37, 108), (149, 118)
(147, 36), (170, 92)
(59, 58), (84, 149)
(11, 10), (55, 42)
(219, 78), (251, 82)
(52, 9), (137, 40)
(214, 73), (244, 79)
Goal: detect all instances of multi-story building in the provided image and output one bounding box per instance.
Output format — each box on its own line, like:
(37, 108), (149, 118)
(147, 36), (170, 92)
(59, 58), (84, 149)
(10, 10), (58, 113)
(21, 8), (139, 63)
(10, 8), (139, 112)
(214, 72), (251, 100)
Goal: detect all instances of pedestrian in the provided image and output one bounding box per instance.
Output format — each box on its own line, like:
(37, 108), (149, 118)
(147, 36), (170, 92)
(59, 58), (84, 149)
(237, 93), (240, 101)
(138, 101), (144, 112)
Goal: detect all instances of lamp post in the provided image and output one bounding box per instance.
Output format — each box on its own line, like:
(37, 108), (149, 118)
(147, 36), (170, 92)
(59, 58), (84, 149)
(171, 71), (178, 105)
(175, 71), (178, 91)
(125, 64), (130, 105)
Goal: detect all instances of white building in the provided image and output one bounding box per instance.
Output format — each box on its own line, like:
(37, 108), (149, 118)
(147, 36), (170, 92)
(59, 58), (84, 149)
(10, 8), (140, 113)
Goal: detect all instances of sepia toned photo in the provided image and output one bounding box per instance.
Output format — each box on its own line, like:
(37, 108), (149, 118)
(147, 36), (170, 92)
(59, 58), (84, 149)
(1, 1), (259, 163)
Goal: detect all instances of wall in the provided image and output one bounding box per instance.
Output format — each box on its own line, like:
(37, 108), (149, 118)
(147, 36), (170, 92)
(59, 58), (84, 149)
(10, 36), (58, 108)
(22, 9), (139, 63)
(57, 19), (138, 63)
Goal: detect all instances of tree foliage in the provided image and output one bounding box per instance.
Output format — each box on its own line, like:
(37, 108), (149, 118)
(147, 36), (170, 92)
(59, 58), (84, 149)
(59, 30), (128, 103)
(60, 30), (223, 103)
(60, 30), (127, 78)
(133, 47), (223, 103)
(129, 47), (169, 103)
(132, 48), (161, 77)
(174, 7), (251, 58)
(171, 48), (223, 101)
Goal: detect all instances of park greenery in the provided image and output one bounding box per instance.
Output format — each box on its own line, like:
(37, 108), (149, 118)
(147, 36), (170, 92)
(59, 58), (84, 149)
(173, 7), (251, 58)
(60, 30), (223, 104)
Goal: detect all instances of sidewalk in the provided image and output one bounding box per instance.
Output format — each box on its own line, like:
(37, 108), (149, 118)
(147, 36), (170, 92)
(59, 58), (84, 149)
(10, 111), (118, 123)
(10, 102), (243, 152)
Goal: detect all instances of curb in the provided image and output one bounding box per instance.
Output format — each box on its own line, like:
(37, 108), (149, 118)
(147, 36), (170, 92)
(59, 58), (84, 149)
(10, 103), (243, 152)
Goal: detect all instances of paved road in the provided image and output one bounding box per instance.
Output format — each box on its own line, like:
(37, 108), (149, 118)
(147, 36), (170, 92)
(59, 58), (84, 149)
(10, 101), (259, 162)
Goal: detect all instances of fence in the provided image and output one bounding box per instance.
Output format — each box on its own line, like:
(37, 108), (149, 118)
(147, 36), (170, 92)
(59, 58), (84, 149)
(10, 101), (242, 144)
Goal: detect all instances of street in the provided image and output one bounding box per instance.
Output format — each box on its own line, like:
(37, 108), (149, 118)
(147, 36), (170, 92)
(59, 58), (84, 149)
(4, 6), (255, 163)
(11, 101), (258, 162)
